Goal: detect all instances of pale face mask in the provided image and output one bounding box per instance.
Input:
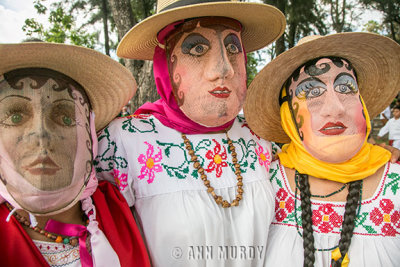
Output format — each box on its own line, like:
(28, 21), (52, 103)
(166, 17), (247, 127)
(0, 68), (92, 215)
(287, 58), (367, 163)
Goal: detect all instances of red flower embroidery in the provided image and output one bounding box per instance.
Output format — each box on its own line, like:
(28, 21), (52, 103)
(275, 188), (295, 222)
(312, 204), (343, 233)
(205, 139), (228, 178)
(370, 199), (400, 236)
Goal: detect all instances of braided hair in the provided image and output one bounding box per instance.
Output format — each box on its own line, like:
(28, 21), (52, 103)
(331, 180), (362, 267)
(298, 173), (315, 267)
(298, 173), (362, 267)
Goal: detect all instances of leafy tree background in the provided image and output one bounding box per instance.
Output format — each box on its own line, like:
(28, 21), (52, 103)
(23, 0), (400, 111)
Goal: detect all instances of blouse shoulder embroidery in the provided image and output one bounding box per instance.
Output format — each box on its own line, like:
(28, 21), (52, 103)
(121, 114), (158, 134)
(272, 162), (400, 237)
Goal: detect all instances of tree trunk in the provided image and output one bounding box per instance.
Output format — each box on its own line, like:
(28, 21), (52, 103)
(108, 0), (159, 111)
(274, 0), (287, 56)
(101, 0), (110, 55)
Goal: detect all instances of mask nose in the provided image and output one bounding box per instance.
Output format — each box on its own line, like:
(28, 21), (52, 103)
(204, 43), (234, 82)
(319, 88), (345, 118)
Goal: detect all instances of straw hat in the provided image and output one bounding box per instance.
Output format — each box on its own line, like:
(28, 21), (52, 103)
(0, 42), (136, 131)
(244, 32), (400, 143)
(117, 0), (286, 60)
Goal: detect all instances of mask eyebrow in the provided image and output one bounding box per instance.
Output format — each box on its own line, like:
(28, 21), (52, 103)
(53, 99), (75, 104)
(334, 72), (355, 84)
(181, 33), (210, 54)
(0, 95), (31, 102)
(297, 76), (325, 87)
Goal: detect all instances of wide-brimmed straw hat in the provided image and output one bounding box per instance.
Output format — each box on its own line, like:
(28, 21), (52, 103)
(244, 32), (400, 144)
(117, 0), (286, 60)
(0, 42), (136, 131)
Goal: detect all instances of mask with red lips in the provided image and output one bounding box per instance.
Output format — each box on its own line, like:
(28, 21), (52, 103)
(287, 57), (367, 163)
(0, 68), (93, 215)
(166, 17), (247, 127)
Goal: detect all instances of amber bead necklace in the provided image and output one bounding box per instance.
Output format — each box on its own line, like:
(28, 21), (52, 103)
(181, 132), (244, 208)
(5, 202), (86, 247)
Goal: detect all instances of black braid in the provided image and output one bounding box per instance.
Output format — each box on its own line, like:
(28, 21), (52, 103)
(298, 172), (315, 267)
(331, 180), (362, 267)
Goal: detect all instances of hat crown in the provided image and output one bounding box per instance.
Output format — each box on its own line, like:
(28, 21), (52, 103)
(156, 0), (238, 13)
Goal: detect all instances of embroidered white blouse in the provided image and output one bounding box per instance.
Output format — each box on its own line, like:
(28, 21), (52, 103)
(95, 114), (275, 266)
(265, 160), (400, 267)
(34, 240), (80, 267)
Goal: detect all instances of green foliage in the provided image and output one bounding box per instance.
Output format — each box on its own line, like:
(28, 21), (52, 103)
(363, 20), (384, 33)
(246, 52), (258, 86)
(359, 0), (400, 43)
(22, 0), (98, 47)
(131, 0), (157, 21)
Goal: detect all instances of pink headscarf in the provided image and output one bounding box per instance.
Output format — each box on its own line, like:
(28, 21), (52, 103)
(134, 22), (236, 134)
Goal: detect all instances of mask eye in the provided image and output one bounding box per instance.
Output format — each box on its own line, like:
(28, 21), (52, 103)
(51, 103), (76, 127)
(2, 112), (27, 126)
(226, 43), (239, 54)
(335, 83), (357, 94)
(1, 107), (29, 127)
(306, 87), (326, 99)
(189, 44), (209, 56)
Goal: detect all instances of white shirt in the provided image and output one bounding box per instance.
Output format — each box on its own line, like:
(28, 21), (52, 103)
(95, 115), (275, 267)
(380, 106), (391, 120)
(378, 117), (400, 140)
(265, 160), (400, 267)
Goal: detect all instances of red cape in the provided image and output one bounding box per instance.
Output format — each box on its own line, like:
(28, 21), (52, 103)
(0, 181), (150, 267)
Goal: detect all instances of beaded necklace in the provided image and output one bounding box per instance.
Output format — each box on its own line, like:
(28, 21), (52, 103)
(5, 202), (88, 247)
(293, 171), (363, 252)
(294, 172), (347, 198)
(181, 132), (243, 208)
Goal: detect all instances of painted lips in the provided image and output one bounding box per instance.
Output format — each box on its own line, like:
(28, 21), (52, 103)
(319, 122), (347, 135)
(208, 87), (231, 98)
(23, 156), (61, 175)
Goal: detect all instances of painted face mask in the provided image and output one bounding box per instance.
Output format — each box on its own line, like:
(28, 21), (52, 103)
(166, 17), (247, 127)
(0, 68), (93, 215)
(287, 57), (367, 163)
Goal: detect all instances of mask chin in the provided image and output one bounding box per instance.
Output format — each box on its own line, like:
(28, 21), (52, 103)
(304, 133), (366, 163)
(180, 102), (242, 127)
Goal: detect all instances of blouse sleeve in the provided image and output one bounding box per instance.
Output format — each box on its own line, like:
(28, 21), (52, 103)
(94, 119), (135, 206)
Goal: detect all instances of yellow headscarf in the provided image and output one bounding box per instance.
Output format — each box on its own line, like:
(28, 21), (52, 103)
(278, 88), (390, 183)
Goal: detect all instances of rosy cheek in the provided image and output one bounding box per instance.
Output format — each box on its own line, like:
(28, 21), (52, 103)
(354, 105), (367, 133)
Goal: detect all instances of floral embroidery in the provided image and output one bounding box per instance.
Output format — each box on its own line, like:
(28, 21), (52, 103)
(205, 139), (228, 178)
(95, 127), (128, 173)
(275, 188), (295, 222)
(122, 116), (158, 133)
(384, 172), (400, 195)
(312, 204), (343, 233)
(255, 142), (271, 172)
(370, 199), (400, 236)
(112, 169), (128, 191)
(137, 142), (163, 183)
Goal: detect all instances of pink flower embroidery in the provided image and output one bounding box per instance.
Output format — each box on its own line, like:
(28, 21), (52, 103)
(112, 169), (128, 191)
(205, 139), (228, 178)
(312, 204), (343, 233)
(255, 143), (271, 172)
(137, 142), (163, 184)
(275, 188), (295, 222)
(370, 199), (400, 236)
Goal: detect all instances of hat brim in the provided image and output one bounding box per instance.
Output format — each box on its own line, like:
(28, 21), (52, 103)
(117, 2), (286, 60)
(0, 42), (136, 131)
(244, 32), (400, 143)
